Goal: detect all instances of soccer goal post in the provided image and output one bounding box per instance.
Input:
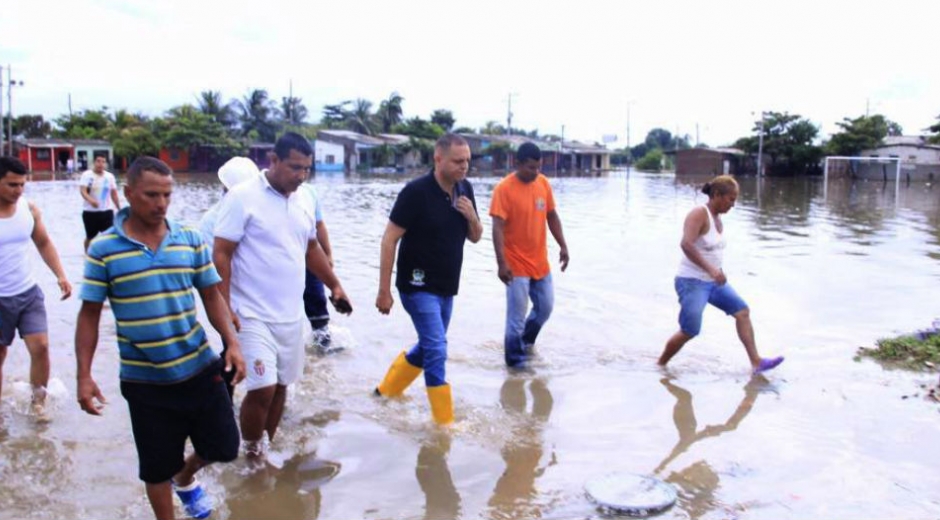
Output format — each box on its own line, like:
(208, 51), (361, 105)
(823, 155), (902, 200)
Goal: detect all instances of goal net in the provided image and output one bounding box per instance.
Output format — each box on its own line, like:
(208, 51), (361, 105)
(824, 156), (902, 183)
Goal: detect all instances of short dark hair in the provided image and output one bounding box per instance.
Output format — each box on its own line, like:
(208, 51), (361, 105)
(274, 132), (313, 160)
(515, 142), (541, 163)
(0, 156), (27, 179)
(435, 133), (468, 152)
(127, 156), (173, 185)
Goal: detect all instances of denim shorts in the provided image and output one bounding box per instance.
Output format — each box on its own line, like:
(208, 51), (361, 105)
(675, 277), (748, 337)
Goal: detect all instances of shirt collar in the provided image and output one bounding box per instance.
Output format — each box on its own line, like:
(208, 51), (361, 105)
(113, 207), (180, 241)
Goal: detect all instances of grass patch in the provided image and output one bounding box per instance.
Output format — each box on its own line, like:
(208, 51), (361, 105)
(857, 333), (940, 370)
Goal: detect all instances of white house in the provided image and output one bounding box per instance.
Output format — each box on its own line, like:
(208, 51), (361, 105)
(859, 136), (940, 182)
(313, 139), (344, 172)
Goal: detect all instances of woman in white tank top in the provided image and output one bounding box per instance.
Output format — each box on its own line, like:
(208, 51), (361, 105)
(658, 175), (784, 375)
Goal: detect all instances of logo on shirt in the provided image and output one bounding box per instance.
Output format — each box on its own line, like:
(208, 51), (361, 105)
(253, 359), (266, 377)
(410, 269), (426, 287)
(536, 197), (546, 211)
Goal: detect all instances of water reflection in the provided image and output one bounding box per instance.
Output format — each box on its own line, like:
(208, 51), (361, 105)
(224, 454), (340, 520)
(416, 432), (461, 520)
(654, 376), (768, 520)
(487, 377), (555, 520)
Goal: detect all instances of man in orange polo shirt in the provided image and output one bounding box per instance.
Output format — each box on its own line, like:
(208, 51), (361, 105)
(490, 142), (570, 368)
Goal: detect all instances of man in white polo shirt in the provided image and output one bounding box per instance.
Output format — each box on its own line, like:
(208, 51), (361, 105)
(213, 132), (353, 459)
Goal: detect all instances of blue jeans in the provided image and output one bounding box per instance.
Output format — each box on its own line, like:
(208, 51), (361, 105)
(400, 291), (453, 387)
(504, 274), (554, 367)
(674, 276), (748, 337)
(303, 270), (329, 328)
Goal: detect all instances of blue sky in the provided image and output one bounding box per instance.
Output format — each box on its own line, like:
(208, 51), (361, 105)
(3, 0), (938, 147)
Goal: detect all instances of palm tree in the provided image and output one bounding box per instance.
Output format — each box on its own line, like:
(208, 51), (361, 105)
(197, 90), (237, 129)
(238, 89), (280, 142)
(376, 92), (404, 133)
(280, 96), (308, 126)
(345, 98), (375, 135)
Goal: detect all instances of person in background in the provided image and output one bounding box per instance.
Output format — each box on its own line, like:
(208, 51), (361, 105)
(198, 156), (259, 399)
(658, 175), (784, 374)
(79, 155), (121, 251)
(300, 180), (341, 355)
(0, 156), (72, 419)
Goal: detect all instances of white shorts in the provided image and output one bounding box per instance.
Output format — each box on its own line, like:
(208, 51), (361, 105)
(238, 314), (307, 392)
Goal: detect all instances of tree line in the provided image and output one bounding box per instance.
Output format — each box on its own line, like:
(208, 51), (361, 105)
(2, 90), (555, 169)
(624, 112), (940, 176)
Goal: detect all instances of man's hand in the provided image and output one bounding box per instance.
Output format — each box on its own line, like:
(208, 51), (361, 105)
(559, 247), (570, 272)
(224, 343), (247, 386)
(58, 277), (73, 300)
(329, 287), (353, 315)
(376, 288), (394, 315)
(455, 196), (476, 222)
(77, 377), (106, 416)
(89, 200), (99, 209)
(498, 264), (513, 285)
(709, 268), (727, 285)
(230, 311), (241, 333)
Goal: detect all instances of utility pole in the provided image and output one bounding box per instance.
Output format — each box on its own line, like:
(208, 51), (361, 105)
(506, 93), (517, 136)
(756, 112), (766, 177)
(288, 79), (294, 125)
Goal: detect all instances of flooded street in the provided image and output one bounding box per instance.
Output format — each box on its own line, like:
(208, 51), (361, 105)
(2, 170), (940, 520)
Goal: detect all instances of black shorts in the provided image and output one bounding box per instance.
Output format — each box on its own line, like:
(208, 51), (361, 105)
(81, 210), (114, 240)
(120, 360), (239, 483)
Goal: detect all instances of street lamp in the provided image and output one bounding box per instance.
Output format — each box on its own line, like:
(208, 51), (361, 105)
(754, 111), (766, 177)
(506, 92), (518, 136)
(6, 65), (24, 158)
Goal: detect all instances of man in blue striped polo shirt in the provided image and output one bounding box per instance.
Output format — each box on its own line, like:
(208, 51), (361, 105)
(75, 156), (246, 520)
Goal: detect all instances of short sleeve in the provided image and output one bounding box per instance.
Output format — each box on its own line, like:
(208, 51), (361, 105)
(108, 173), (118, 189)
(463, 180), (478, 215)
(190, 231), (222, 289)
(79, 245), (109, 303)
(542, 176), (556, 212)
(489, 180), (508, 219)
(389, 182), (421, 229)
(80, 171), (93, 188)
(213, 190), (248, 243)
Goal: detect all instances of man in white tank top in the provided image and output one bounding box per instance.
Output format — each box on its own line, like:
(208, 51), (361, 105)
(658, 175), (784, 374)
(0, 157), (72, 419)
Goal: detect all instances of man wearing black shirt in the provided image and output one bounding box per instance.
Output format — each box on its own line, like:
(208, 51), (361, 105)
(374, 134), (483, 424)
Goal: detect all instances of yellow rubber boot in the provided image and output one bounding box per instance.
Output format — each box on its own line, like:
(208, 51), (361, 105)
(376, 351), (423, 397)
(427, 384), (454, 425)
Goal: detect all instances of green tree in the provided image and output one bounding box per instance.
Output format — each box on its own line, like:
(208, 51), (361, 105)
(159, 104), (242, 153)
(825, 114), (903, 156)
(9, 114), (51, 139)
(197, 90), (237, 129)
(480, 121), (505, 135)
(452, 126), (475, 134)
(634, 149), (663, 172)
(321, 102), (351, 129)
(375, 92), (404, 133)
(430, 109), (455, 132)
(393, 117), (444, 140)
(237, 89), (279, 142)
(280, 96), (308, 126)
(734, 111), (822, 176)
(345, 98), (376, 135)
(53, 108), (111, 139)
(930, 115), (940, 144)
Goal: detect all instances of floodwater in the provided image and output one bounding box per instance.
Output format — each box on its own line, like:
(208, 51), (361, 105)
(2, 171), (940, 520)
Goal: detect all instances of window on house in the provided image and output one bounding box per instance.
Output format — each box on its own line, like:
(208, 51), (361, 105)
(170, 149), (180, 161)
(36, 149), (50, 160)
(326, 155), (335, 164)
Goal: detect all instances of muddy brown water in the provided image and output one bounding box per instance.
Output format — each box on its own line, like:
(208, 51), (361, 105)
(1, 171), (939, 520)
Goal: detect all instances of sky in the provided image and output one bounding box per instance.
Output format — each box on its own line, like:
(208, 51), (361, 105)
(3, 0), (938, 148)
